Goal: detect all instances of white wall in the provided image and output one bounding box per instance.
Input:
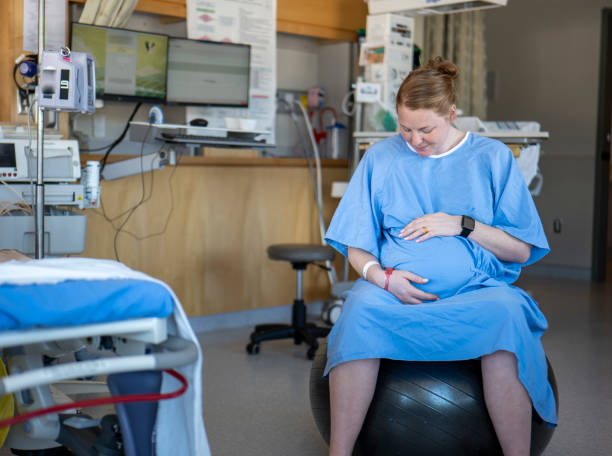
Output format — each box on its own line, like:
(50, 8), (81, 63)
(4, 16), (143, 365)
(277, 34), (320, 90)
(484, 0), (612, 276)
(274, 34), (355, 159)
(274, 33), (321, 157)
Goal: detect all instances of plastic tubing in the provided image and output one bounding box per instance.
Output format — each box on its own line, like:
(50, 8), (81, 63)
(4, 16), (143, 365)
(0, 369), (187, 430)
(292, 100), (337, 286)
(319, 106), (338, 132)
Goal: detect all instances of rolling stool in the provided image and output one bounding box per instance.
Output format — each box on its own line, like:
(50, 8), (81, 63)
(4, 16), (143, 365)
(246, 243), (336, 359)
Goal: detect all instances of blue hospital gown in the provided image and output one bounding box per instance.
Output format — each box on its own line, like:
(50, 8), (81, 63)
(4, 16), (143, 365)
(324, 132), (557, 426)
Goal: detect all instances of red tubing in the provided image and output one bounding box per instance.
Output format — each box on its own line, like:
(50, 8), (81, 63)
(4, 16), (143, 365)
(0, 369), (188, 429)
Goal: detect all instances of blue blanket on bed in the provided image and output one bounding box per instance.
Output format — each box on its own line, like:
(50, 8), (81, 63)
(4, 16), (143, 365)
(0, 279), (174, 331)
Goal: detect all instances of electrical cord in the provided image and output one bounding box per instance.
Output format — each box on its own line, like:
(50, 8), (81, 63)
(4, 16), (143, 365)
(111, 124), (152, 262)
(93, 102), (142, 175)
(0, 368), (187, 430)
(84, 125), (151, 260)
(341, 90), (356, 116)
(97, 162), (156, 226)
(0, 180), (33, 215)
(97, 149), (156, 226)
(118, 152), (181, 242)
(13, 54), (37, 95)
(0, 201), (33, 216)
(95, 147), (179, 259)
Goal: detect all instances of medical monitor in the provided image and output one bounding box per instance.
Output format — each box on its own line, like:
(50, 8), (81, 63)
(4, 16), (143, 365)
(70, 23), (168, 102)
(166, 37), (250, 107)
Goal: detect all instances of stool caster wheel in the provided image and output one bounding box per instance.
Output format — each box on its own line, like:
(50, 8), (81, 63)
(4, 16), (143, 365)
(322, 300), (343, 325)
(307, 345), (318, 360)
(246, 342), (260, 355)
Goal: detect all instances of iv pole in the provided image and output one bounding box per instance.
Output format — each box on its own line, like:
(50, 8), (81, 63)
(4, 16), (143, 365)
(35, 0), (45, 259)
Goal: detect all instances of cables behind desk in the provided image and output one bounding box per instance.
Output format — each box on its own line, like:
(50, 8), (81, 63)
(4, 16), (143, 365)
(94, 126), (181, 262)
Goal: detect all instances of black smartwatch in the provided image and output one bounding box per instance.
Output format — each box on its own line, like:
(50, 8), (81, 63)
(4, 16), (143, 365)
(460, 215), (475, 237)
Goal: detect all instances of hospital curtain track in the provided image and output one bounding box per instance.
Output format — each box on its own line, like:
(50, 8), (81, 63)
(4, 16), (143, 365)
(423, 11), (487, 119)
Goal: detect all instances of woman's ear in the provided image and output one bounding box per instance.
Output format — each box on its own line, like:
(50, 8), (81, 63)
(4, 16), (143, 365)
(448, 105), (457, 123)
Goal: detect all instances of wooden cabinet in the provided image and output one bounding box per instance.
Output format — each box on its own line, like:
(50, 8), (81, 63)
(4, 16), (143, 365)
(277, 0), (367, 41)
(70, 0), (366, 40)
(1, 0), (26, 123)
(78, 156), (349, 317)
(70, 0), (186, 19)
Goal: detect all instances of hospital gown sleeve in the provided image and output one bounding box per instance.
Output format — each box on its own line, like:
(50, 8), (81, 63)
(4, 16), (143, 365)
(324, 149), (384, 259)
(491, 147), (550, 265)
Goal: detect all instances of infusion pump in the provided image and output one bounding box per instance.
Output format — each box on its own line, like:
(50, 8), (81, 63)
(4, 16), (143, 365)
(0, 139), (81, 182)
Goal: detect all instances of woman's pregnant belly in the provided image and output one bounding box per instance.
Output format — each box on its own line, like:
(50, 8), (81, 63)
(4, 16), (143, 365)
(380, 234), (478, 299)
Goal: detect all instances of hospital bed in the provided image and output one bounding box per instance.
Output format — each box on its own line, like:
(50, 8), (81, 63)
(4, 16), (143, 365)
(0, 256), (210, 455)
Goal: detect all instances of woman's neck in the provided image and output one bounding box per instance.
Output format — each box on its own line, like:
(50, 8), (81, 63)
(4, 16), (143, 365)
(439, 127), (466, 155)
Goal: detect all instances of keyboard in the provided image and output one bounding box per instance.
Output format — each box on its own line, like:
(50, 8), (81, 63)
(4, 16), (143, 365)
(159, 132), (275, 148)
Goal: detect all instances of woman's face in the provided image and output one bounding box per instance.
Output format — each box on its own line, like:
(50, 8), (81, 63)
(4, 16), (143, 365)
(397, 105), (457, 157)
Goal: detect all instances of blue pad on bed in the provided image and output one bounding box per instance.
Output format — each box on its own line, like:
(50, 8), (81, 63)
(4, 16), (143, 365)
(0, 279), (174, 331)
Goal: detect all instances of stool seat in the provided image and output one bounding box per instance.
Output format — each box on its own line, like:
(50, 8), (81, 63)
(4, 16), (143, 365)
(267, 244), (336, 264)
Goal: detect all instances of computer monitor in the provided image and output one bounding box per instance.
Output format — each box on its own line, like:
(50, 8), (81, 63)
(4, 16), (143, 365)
(70, 23), (168, 103)
(166, 37), (250, 107)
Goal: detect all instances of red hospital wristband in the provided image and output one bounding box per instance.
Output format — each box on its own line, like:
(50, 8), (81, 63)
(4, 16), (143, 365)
(384, 267), (394, 291)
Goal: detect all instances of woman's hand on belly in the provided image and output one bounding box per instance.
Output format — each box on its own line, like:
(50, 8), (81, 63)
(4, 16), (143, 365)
(399, 212), (461, 243)
(386, 269), (440, 304)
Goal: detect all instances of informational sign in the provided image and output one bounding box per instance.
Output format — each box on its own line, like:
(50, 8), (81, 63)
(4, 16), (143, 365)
(186, 0), (277, 143)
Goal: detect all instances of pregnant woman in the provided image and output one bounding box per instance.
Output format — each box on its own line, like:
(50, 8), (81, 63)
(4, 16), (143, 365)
(324, 57), (557, 456)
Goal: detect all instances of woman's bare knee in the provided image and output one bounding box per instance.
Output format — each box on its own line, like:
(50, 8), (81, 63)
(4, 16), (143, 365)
(482, 350), (517, 372)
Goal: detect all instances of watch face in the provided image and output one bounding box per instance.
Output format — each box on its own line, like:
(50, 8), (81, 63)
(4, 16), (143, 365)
(463, 216), (475, 231)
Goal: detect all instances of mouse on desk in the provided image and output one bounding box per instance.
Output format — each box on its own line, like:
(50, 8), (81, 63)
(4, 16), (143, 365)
(189, 118), (208, 127)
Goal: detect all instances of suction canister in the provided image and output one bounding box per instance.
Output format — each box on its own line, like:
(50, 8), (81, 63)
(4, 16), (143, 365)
(325, 123), (347, 159)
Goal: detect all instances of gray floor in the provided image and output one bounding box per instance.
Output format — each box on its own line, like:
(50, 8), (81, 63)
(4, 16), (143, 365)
(199, 272), (612, 456)
(2, 272), (611, 455)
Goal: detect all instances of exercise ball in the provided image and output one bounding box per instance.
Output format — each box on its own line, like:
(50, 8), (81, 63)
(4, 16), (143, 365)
(310, 339), (558, 456)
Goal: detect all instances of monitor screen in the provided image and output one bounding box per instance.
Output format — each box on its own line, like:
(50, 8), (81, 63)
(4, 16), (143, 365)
(0, 144), (16, 168)
(166, 37), (250, 107)
(70, 23), (168, 102)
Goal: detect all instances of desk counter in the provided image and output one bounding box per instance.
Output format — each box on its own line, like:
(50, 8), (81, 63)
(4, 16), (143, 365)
(78, 154), (350, 317)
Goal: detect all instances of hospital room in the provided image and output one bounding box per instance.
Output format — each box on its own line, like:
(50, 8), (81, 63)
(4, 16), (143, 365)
(0, 0), (611, 454)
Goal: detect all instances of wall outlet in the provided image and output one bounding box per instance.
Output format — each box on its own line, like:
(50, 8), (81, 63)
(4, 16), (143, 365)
(276, 89), (308, 113)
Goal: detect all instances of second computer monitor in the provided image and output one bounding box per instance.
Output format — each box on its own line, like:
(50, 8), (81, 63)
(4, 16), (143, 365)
(166, 38), (251, 108)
